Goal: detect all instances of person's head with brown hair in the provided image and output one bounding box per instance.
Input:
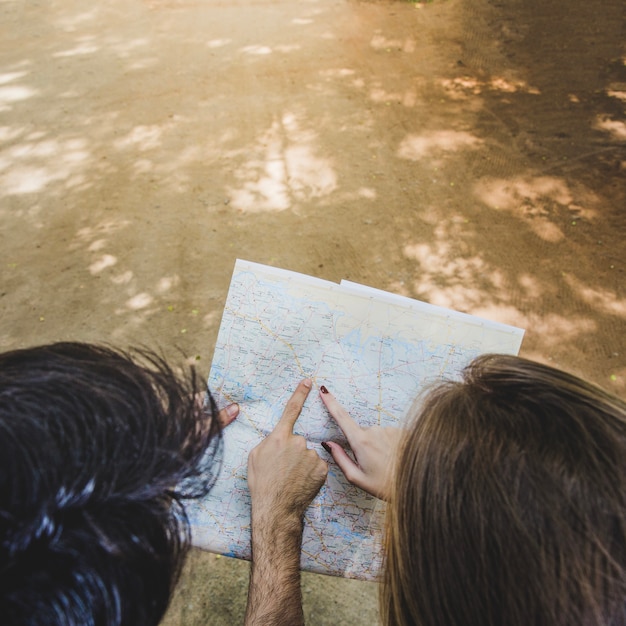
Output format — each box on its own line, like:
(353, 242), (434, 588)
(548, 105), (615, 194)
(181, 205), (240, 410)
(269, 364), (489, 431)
(383, 354), (626, 626)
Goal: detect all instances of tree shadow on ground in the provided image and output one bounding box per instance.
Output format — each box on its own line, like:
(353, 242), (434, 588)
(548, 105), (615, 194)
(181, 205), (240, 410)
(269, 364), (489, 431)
(1, 2), (624, 626)
(0, 0), (623, 384)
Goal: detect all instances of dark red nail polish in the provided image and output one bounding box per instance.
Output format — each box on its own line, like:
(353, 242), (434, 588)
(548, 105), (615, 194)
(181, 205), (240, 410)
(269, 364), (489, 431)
(321, 441), (332, 453)
(320, 385), (329, 394)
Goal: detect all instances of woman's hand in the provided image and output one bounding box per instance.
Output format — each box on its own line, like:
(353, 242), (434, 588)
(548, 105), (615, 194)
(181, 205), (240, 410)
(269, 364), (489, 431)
(319, 385), (403, 500)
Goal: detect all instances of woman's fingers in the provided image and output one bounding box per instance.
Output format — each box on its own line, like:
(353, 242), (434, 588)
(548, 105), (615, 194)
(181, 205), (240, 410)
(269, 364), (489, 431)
(319, 385), (362, 443)
(322, 441), (368, 491)
(319, 384), (402, 500)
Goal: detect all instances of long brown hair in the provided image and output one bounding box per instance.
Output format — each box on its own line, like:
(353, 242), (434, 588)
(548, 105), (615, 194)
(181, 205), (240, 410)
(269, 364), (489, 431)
(383, 354), (626, 626)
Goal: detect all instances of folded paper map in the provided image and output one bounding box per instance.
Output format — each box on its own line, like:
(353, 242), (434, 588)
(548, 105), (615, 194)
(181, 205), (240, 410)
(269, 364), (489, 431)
(185, 259), (524, 580)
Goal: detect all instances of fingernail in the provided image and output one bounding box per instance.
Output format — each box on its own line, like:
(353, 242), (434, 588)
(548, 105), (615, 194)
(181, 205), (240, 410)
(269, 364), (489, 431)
(320, 385), (329, 394)
(226, 403), (239, 418)
(321, 441), (332, 453)
(303, 378), (312, 388)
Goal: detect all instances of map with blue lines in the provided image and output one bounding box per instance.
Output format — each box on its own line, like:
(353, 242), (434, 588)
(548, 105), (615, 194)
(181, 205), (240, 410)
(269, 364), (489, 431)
(185, 260), (524, 579)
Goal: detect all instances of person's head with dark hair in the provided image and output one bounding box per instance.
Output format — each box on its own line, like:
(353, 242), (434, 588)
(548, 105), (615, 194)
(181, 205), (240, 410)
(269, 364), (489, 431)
(384, 354), (626, 626)
(0, 342), (222, 626)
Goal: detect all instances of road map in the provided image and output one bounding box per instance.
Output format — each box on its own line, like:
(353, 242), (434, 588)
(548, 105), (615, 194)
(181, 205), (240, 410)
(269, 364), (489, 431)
(185, 259), (525, 580)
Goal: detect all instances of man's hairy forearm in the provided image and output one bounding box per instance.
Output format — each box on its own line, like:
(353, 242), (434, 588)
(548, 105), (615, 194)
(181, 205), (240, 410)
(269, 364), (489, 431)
(245, 512), (305, 626)
(245, 381), (327, 626)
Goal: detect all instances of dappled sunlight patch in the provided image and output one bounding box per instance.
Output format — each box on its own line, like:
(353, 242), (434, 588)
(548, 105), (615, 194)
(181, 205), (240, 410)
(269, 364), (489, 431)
(530, 313), (597, 347)
(0, 152), (12, 173)
(517, 273), (546, 299)
(473, 175), (593, 242)
(1, 165), (64, 195)
(229, 155), (290, 212)
(58, 88), (85, 98)
(329, 186), (378, 205)
(358, 187), (376, 199)
(528, 217), (565, 243)
(78, 217), (181, 320)
(0, 137), (91, 195)
(53, 41), (100, 58)
(0, 125), (27, 142)
(71, 220), (131, 284)
(440, 75), (540, 99)
(369, 34), (415, 53)
(0, 85), (38, 111)
(403, 232), (507, 312)
(111, 270), (134, 285)
(606, 83), (626, 103)
(404, 240), (452, 269)
(274, 44), (301, 53)
(25, 130), (48, 142)
(240, 45), (272, 56)
(114, 125), (164, 151)
(564, 274), (626, 318)
(131, 158), (155, 175)
(319, 68), (355, 78)
(286, 144), (336, 196)
(401, 236), (602, 356)
(385, 280), (411, 299)
(87, 238), (107, 252)
(207, 38), (232, 49)
(489, 76), (540, 95)
(107, 37), (150, 57)
(175, 144), (203, 165)
(125, 292), (154, 310)
(594, 115), (626, 141)
(238, 43), (300, 55)
(411, 279), (487, 312)
(202, 310), (220, 327)
(369, 85), (411, 105)
(0, 71), (28, 86)
(441, 76), (482, 97)
(397, 130), (482, 160)
(75, 219), (131, 243)
(400, 221), (557, 330)
(89, 254), (117, 274)
(8, 139), (89, 162)
(218, 128), (239, 143)
(469, 304), (529, 329)
(474, 174), (578, 211)
(54, 8), (101, 30)
(474, 174), (602, 242)
(227, 112), (337, 212)
(126, 57), (160, 71)
(330, 186), (378, 206)
(157, 275), (180, 293)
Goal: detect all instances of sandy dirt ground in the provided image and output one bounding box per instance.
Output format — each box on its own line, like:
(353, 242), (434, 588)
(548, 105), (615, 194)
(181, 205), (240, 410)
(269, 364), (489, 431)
(1, 0), (624, 623)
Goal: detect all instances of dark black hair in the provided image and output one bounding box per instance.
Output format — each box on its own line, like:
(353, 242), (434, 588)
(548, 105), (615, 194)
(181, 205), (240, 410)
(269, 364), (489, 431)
(0, 342), (221, 626)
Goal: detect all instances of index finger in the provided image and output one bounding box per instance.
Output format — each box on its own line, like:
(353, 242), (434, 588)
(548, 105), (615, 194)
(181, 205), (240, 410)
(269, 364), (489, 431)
(273, 379), (312, 435)
(319, 385), (362, 442)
